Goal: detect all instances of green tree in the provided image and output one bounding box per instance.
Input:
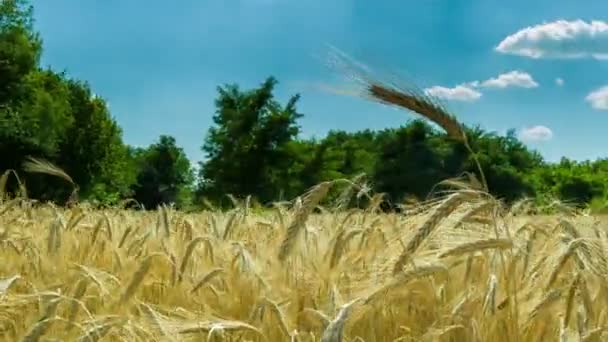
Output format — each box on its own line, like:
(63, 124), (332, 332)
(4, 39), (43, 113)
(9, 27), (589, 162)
(198, 76), (303, 205)
(131, 135), (194, 209)
(58, 80), (136, 204)
(373, 120), (446, 204)
(0, 0), (41, 106)
(0, 0), (137, 204)
(0, 0), (61, 198)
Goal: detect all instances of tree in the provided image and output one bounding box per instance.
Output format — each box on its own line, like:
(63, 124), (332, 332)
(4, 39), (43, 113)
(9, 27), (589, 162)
(197, 76), (303, 205)
(131, 135), (194, 209)
(0, 0), (138, 204)
(373, 120), (446, 204)
(57, 80), (136, 204)
(0, 0), (41, 106)
(0, 0), (60, 198)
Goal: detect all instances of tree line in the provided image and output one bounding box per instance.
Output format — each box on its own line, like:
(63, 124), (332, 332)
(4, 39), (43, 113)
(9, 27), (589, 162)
(2, 0), (607, 211)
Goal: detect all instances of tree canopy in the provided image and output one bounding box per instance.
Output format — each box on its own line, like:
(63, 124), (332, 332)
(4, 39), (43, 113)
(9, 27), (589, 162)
(3, 0), (608, 212)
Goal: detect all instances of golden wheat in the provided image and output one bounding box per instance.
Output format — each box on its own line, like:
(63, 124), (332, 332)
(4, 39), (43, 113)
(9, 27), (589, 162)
(1, 187), (608, 340)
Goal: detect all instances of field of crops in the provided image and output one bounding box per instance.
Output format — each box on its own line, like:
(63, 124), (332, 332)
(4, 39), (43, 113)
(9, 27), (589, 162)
(1, 186), (607, 341)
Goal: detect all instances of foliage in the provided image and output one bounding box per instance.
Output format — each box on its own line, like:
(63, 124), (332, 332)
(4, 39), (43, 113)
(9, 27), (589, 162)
(130, 135), (194, 209)
(197, 77), (303, 206)
(3, 0), (608, 210)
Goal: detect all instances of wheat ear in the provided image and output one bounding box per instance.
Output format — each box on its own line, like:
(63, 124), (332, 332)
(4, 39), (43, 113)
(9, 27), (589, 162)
(324, 47), (488, 191)
(119, 253), (164, 304)
(179, 237), (209, 283)
(278, 181), (333, 261)
(392, 191), (474, 274)
(22, 156), (79, 201)
(320, 298), (363, 342)
(439, 238), (513, 259)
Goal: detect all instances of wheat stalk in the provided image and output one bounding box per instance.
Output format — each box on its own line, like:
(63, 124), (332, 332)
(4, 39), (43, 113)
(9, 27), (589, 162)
(278, 181), (333, 261)
(439, 238), (513, 259)
(323, 46), (488, 191)
(392, 191), (475, 274)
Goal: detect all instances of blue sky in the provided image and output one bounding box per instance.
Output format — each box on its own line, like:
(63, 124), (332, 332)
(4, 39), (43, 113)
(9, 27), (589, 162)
(32, 0), (608, 164)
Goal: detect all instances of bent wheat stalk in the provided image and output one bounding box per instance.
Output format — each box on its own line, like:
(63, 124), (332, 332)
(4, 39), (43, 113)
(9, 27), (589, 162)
(22, 156), (80, 203)
(323, 46), (488, 191)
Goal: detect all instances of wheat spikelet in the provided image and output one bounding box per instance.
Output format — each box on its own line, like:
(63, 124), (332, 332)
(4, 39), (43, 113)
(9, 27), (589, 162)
(0, 169), (12, 200)
(524, 289), (562, 328)
(90, 217), (104, 245)
(546, 238), (584, 290)
(366, 83), (467, 142)
(577, 276), (595, 324)
(22, 158), (78, 204)
(278, 181), (333, 262)
(22, 294), (62, 342)
(181, 219), (195, 241)
(263, 297), (292, 339)
(76, 316), (126, 342)
(119, 253), (163, 304)
(118, 226), (133, 248)
(482, 274), (498, 316)
(300, 308), (331, 328)
(102, 212), (113, 241)
(563, 274), (580, 328)
(222, 210), (239, 240)
(179, 237), (209, 283)
(126, 231), (151, 257)
(46, 217), (62, 255)
(191, 268), (224, 293)
(320, 297), (363, 342)
(66, 207), (85, 231)
(439, 238), (513, 259)
(66, 278), (90, 331)
(329, 228), (363, 269)
(138, 302), (176, 341)
(74, 264), (118, 296)
(365, 263), (448, 305)
(335, 173), (367, 210)
(392, 191), (474, 274)
(157, 204), (171, 238)
(22, 157), (74, 185)
(176, 319), (263, 338)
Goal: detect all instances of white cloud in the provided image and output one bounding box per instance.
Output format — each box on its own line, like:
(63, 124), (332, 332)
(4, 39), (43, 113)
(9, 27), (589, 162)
(518, 125), (554, 142)
(478, 71), (539, 89)
(423, 84), (482, 102)
(555, 78), (564, 86)
(496, 19), (608, 59)
(423, 70), (537, 102)
(585, 86), (608, 110)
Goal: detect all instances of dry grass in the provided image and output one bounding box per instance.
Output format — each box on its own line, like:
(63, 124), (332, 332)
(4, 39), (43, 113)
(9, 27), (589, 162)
(2, 189), (608, 341)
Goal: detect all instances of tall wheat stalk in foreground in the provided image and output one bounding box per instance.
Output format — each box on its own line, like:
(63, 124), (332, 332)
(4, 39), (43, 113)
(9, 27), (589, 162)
(322, 46), (488, 192)
(22, 156), (80, 203)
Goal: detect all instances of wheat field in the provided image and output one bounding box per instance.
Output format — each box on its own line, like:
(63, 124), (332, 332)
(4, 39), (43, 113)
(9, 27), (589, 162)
(1, 185), (608, 341)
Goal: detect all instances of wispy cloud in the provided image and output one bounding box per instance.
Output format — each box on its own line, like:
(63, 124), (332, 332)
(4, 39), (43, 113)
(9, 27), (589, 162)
(423, 84), (482, 102)
(477, 71), (539, 89)
(495, 19), (608, 59)
(585, 86), (608, 110)
(518, 125), (554, 142)
(423, 70), (537, 102)
(555, 78), (564, 86)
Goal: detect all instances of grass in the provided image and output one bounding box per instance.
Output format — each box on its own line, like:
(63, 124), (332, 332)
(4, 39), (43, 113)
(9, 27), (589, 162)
(1, 189), (608, 341)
